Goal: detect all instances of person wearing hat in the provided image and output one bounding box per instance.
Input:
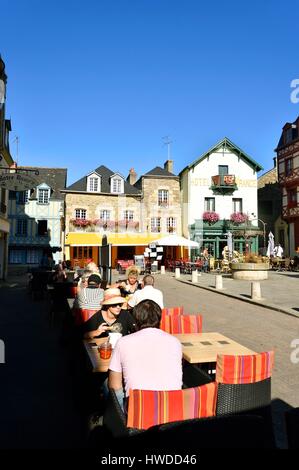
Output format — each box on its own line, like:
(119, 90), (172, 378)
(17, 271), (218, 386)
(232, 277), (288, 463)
(82, 288), (136, 339)
(77, 273), (104, 311)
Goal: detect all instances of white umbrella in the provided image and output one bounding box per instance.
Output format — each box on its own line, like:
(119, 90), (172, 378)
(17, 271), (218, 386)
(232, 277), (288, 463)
(266, 231), (275, 257)
(152, 234), (199, 247)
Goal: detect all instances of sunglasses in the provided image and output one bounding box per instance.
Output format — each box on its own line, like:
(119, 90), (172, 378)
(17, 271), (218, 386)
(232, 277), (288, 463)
(109, 303), (123, 308)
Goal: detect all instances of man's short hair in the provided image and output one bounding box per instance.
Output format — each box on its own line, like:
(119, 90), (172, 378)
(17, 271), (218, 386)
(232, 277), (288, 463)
(133, 299), (161, 330)
(143, 274), (154, 286)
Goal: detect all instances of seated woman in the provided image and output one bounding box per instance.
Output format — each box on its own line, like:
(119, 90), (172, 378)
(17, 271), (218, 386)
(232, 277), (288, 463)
(82, 288), (136, 339)
(52, 263), (67, 283)
(114, 266), (142, 301)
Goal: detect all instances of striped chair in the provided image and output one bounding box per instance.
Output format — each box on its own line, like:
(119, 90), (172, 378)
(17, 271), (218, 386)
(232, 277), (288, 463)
(215, 351), (275, 445)
(161, 306), (184, 316)
(103, 383), (217, 438)
(127, 383), (217, 430)
(161, 314), (202, 334)
(73, 308), (99, 326)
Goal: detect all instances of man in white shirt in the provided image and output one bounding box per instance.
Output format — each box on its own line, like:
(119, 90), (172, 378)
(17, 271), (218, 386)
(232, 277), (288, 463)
(128, 274), (164, 309)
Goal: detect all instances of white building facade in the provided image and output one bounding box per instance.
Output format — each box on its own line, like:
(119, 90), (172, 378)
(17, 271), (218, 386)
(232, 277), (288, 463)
(180, 138), (263, 258)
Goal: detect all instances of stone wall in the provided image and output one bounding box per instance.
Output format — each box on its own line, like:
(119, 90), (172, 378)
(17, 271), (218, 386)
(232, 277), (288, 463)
(141, 177), (181, 234)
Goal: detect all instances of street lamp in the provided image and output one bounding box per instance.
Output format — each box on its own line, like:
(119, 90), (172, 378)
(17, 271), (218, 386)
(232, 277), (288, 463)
(250, 215), (267, 251)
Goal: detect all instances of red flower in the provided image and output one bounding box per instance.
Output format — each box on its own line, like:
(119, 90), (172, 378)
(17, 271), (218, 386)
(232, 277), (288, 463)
(202, 211), (220, 223)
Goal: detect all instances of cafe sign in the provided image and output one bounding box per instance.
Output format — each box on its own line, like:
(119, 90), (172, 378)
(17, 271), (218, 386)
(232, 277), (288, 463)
(0, 172), (38, 191)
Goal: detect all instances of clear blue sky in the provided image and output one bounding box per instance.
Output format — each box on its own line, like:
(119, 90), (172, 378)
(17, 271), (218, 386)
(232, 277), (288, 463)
(1, 0), (299, 185)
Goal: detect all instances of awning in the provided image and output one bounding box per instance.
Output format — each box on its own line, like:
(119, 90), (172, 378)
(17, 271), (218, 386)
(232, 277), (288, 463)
(65, 232), (164, 247)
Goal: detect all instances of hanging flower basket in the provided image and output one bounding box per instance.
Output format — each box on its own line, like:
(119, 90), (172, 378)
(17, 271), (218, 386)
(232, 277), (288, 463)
(230, 212), (248, 225)
(70, 218), (92, 228)
(202, 211), (220, 225)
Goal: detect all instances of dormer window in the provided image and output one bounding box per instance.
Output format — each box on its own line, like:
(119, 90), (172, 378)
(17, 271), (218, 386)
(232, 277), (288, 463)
(87, 172), (101, 193)
(37, 184), (50, 205)
(111, 174), (124, 194)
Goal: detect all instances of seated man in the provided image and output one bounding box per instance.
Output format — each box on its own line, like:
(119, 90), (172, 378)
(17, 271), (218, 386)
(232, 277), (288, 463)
(108, 299), (182, 409)
(77, 274), (104, 311)
(127, 274), (164, 309)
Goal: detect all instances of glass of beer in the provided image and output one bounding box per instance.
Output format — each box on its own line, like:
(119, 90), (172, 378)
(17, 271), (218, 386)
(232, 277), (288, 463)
(99, 341), (112, 360)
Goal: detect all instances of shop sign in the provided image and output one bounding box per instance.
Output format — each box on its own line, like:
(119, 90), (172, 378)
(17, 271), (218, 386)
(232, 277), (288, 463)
(0, 172), (38, 191)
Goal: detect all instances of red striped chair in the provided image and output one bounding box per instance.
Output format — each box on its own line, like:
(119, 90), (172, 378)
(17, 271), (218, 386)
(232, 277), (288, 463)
(73, 308), (99, 326)
(103, 383), (217, 438)
(161, 314), (202, 334)
(127, 383), (217, 430)
(161, 306), (184, 316)
(215, 351), (275, 444)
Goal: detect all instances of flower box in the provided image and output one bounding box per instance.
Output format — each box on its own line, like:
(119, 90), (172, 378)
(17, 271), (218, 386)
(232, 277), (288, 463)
(202, 211), (220, 224)
(230, 212), (248, 225)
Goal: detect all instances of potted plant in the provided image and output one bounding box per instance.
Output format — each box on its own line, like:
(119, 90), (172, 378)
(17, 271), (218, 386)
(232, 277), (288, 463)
(202, 211), (220, 225)
(230, 212), (248, 225)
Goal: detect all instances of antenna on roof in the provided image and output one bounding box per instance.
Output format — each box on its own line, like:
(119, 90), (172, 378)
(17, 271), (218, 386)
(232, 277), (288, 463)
(162, 135), (172, 160)
(12, 136), (19, 165)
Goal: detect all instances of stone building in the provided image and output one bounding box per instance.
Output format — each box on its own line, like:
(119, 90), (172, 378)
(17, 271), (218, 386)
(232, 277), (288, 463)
(63, 161), (181, 267)
(257, 159), (287, 254)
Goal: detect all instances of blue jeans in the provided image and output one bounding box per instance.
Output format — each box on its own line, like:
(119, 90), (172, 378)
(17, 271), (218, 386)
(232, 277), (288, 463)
(103, 378), (125, 412)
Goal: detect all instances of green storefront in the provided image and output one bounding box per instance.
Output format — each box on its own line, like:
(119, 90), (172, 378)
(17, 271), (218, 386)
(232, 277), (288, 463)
(190, 219), (260, 259)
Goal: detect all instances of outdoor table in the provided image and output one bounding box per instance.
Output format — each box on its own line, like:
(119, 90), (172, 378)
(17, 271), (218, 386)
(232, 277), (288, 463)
(173, 332), (255, 364)
(83, 337), (111, 373)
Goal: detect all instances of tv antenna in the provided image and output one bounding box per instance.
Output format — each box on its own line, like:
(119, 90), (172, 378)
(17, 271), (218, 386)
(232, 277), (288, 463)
(162, 136), (172, 160)
(12, 136), (19, 165)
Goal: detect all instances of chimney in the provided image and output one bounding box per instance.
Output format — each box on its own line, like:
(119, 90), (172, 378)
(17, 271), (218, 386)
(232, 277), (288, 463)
(164, 159), (174, 173)
(127, 167), (137, 185)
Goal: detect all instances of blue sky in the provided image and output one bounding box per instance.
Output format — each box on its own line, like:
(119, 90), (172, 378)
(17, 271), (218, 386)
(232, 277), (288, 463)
(1, 0), (299, 185)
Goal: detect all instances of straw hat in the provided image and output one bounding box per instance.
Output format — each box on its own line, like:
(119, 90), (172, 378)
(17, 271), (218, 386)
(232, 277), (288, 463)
(102, 288), (125, 306)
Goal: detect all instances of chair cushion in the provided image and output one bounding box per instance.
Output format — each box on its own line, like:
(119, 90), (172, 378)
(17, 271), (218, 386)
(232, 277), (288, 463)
(162, 307), (184, 316)
(127, 382), (217, 430)
(216, 351), (274, 384)
(161, 314), (202, 334)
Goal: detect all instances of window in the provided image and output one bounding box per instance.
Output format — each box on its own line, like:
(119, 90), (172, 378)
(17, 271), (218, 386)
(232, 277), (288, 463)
(37, 220), (48, 236)
(26, 249), (40, 264)
(287, 189), (297, 207)
(232, 198), (243, 213)
(89, 177), (99, 192)
(285, 128), (293, 144)
(16, 190), (29, 204)
(9, 249), (26, 264)
(16, 219), (28, 236)
(158, 190), (169, 207)
(73, 247), (92, 259)
(75, 209), (86, 219)
(151, 217), (161, 232)
(111, 178), (123, 193)
(167, 217), (176, 233)
(123, 210), (134, 221)
(100, 210), (110, 221)
(204, 197), (215, 212)
(285, 158), (293, 176)
(38, 189), (49, 204)
(218, 165), (228, 175)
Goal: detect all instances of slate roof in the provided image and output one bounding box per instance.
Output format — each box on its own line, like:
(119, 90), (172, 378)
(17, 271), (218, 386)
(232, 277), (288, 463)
(179, 137), (263, 174)
(134, 165), (177, 189)
(275, 117), (299, 150)
(144, 166), (176, 177)
(17, 166), (67, 200)
(65, 165), (141, 195)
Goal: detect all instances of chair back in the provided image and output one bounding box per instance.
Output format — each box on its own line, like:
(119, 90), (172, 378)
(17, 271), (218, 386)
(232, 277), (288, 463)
(161, 314), (202, 334)
(215, 351), (274, 418)
(74, 308), (99, 326)
(127, 383), (217, 430)
(162, 306), (184, 316)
